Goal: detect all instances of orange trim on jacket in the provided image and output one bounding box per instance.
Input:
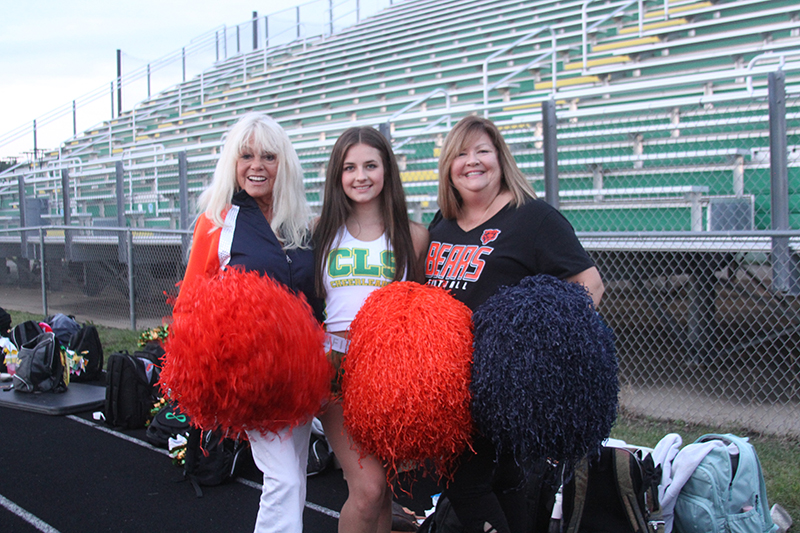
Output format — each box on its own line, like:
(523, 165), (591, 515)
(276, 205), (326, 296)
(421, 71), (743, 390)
(178, 211), (225, 304)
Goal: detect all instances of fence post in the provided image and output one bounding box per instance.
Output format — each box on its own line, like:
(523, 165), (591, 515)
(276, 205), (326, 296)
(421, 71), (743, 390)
(378, 122), (391, 142)
(127, 230), (135, 330)
(179, 151), (191, 257)
(768, 71), (794, 293)
(18, 175), (28, 258)
(61, 168), (72, 262)
(542, 98), (559, 209)
(115, 161), (127, 264)
(253, 11), (258, 50)
(39, 227), (47, 317)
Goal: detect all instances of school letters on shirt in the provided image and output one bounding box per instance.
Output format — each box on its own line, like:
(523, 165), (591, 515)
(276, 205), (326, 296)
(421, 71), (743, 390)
(327, 247), (395, 288)
(425, 229), (500, 291)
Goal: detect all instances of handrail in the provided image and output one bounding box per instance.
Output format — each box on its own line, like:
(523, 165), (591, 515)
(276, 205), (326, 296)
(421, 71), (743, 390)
(389, 88), (451, 123)
(746, 50), (800, 95)
(263, 24), (312, 71)
(582, 0), (643, 74)
(482, 26), (557, 118)
(0, 0), (377, 162)
(392, 115), (452, 151)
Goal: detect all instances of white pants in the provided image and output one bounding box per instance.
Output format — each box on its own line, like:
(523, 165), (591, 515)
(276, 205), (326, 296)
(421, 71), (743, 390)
(247, 421), (312, 533)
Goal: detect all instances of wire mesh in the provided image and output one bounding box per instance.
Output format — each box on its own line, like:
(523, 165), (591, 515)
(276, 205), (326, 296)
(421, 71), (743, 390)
(591, 232), (800, 438)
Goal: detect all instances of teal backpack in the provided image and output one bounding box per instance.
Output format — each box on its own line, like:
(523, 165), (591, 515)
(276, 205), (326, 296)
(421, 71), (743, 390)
(674, 434), (778, 533)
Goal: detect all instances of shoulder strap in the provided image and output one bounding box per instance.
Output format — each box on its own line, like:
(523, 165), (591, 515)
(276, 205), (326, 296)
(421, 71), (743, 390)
(565, 456), (590, 533)
(612, 449), (665, 533)
(612, 448), (649, 533)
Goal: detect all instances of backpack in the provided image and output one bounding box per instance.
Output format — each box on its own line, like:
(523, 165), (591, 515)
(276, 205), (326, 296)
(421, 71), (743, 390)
(673, 434), (778, 533)
(562, 446), (664, 533)
(146, 399), (191, 448)
(104, 350), (161, 429)
(46, 313), (81, 348)
(183, 427), (251, 497)
(416, 495), (463, 533)
(12, 332), (68, 393)
(67, 324), (104, 382)
(11, 320), (45, 350)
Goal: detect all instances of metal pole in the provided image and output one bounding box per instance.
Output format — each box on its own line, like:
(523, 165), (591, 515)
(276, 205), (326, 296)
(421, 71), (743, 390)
(115, 160), (126, 263)
(33, 120), (37, 161)
(147, 64), (151, 98)
(182, 47), (186, 82)
(357, 0), (360, 22)
(62, 168), (72, 262)
(116, 49), (122, 116)
(179, 151), (191, 257)
(253, 11), (258, 50)
(237, 25), (241, 54)
(378, 122), (391, 142)
(265, 15), (269, 50)
(128, 229), (135, 330)
(329, 0), (333, 35)
(769, 71), (792, 293)
(542, 99), (559, 209)
(215, 31), (219, 62)
(72, 100), (77, 136)
(297, 7), (301, 38)
(110, 81), (114, 118)
(18, 175), (28, 258)
(39, 227), (47, 316)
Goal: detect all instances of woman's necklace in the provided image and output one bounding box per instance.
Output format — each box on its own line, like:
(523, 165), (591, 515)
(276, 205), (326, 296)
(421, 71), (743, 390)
(464, 191), (502, 231)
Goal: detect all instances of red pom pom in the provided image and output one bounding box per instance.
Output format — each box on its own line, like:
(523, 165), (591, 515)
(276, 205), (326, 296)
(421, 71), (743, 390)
(342, 281), (474, 481)
(159, 267), (331, 436)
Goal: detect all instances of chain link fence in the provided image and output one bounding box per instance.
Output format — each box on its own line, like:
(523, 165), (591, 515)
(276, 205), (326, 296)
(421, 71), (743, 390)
(0, 226), (189, 331)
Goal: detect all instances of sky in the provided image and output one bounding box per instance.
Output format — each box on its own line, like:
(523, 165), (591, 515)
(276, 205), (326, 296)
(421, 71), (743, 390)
(0, 0), (326, 160)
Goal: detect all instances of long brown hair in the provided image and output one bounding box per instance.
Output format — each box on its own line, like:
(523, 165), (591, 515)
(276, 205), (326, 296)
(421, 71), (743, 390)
(438, 115), (536, 219)
(314, 127), (420, 298)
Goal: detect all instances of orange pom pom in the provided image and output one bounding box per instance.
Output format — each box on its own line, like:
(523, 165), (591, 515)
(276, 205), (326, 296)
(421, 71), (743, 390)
(342, 281), (474, 481)
(159, 267), (331, 436)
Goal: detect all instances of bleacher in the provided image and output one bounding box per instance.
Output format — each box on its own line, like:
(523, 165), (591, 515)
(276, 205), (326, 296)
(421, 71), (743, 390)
(1, 0), (799, 232)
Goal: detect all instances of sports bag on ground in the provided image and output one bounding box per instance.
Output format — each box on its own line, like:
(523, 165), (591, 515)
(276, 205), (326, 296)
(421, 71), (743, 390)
(104, 350), (161, 429)
(673, 434), (777, 533)
(146, 400), (191, 448)
(12, 331), (68, 393)
(562, 446), (664, 533)
(67, 324), (104, 382)
(11, 320), (44, 350)
(183, 427), (251, 497)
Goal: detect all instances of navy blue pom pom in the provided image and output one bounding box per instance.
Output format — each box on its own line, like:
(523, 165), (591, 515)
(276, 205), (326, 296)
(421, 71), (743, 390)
(470, 274), (618, 467)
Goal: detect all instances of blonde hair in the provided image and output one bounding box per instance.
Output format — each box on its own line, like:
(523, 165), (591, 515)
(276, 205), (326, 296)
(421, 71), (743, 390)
(437, 115), (536, 219)
(198, 113), (311, 249)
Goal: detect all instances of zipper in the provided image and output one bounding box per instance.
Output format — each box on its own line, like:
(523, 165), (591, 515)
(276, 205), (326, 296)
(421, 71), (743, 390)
(286, 254), (293, 288)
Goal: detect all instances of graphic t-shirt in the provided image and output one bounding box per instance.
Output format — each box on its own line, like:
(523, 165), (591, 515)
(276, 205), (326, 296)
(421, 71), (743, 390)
(322, 226), (399, 331)
(426, 198), (595, 311)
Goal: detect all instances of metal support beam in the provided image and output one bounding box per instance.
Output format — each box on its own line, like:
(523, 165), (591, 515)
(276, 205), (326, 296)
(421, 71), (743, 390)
(179, 151), (191, 257)
(62, 168), (72, 262)
(39, 228), (47, 316)
(542, 99), (559, 209)
(18, 175), (28, 258)
(252, 11), (258, 50)
(768, 71), (794, 293)
(115, 160), (127, 264)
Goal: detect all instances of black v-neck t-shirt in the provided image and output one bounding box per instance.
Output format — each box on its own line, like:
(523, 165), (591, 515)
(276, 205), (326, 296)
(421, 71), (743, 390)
(425, 198), (595, 311)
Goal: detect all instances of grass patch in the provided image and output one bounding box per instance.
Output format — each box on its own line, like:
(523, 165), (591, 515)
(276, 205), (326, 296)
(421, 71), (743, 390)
(7, 310), (144, 364)
(611, 409), (799, 524)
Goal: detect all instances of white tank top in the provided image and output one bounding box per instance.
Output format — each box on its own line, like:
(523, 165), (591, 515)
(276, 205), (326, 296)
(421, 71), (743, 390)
(322, 226), (403, 331)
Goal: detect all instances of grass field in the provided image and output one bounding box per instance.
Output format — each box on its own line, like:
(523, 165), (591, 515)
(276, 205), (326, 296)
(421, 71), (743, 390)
(5, 309), (798, 525)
